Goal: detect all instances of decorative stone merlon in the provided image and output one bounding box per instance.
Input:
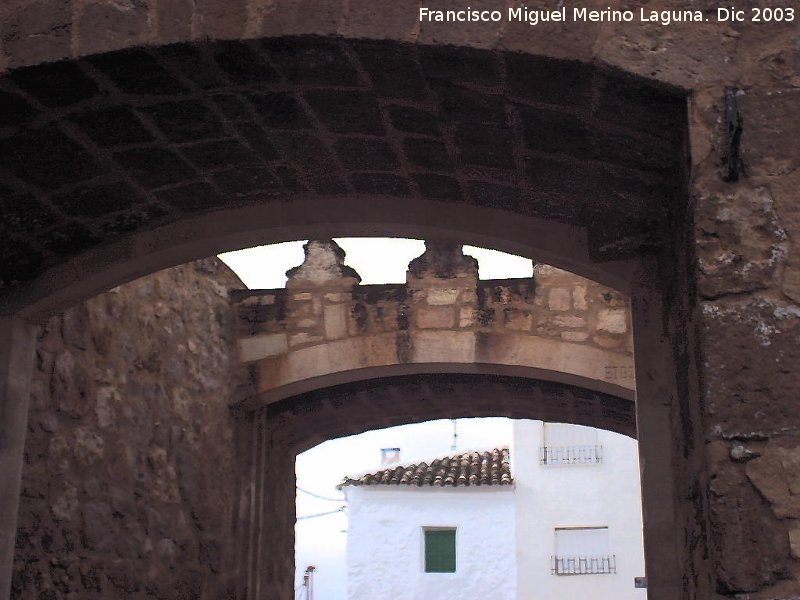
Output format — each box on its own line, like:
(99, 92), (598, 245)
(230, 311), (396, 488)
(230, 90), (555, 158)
(407, 242), (478, 284)
(285, 240), (361, 291)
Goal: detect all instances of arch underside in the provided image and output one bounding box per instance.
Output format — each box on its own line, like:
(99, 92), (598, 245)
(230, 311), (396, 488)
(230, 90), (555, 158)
(0, 33), (696, 600)
(242, 361), (635, 411)
(258, 372), (637, 455)
(0, 36), (687, 319)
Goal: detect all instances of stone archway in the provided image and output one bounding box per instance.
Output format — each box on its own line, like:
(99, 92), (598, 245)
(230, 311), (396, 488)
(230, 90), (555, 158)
(233, 240), (636, 409)
(231, 239), (642, 598)
(0, 34), (711, 600)
(241, 372), (639, 600)
(0, 3), (798, 594)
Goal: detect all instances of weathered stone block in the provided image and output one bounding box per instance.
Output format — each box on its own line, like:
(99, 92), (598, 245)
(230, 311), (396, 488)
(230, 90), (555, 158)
(343, 0), (418, 40)
(702, 297), (800, 434)
(412, 331), (475, 363)
(572, 286), (588, 311)
(745, 442), (800, 519)
(194, 0), (247, 38)
(789, 528), (800, 560)
(324, 293), (348, 302)
(460, 290), (478, 304)
(2, 0), (72, 68)
(553, 315), (586, 328)
(426, 288), (460, 306)
(289, 332), (323, 347)
(561, 331), (589, 343)
(157, 0), (193, 42)
(459, 307), (476, 328)
(708, 440), (787, 593)
(258, 0), (343, 36)
(50, 483), (78, 522)
(596, 309), (627, 334)
(416, 307), (454, 329)
(776, 446), (800, 496)
(504, 309), (532, 331)
(592, 334), (622, 349)
(547, 287), (571, 311)
(696, 187), (787, 299)
(77, 1), (151, 57)
(238, 333), (288, 362)
(95, 386), (120, 428)
(323, 304), (347, 340)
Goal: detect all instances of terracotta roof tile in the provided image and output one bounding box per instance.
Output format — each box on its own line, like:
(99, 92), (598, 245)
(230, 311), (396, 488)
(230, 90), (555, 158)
(341, 448), (512, 488)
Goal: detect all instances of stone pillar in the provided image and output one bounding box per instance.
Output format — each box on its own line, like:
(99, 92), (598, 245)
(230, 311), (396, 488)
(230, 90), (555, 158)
(0, 316), (37, 600)
(630, 257), (712, 600)
(629, 282), (683, 600)
(242, 409), (296, 600)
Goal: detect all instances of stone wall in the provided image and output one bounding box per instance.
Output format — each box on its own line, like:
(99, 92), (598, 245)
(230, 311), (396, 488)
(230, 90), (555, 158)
(234, 241), (634, 406)
(690, 61), (800, 598)
(12, 258), (245, 599)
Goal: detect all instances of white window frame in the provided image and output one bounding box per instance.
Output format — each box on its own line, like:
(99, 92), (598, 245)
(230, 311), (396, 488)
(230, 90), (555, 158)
(552, 526), (616, 576)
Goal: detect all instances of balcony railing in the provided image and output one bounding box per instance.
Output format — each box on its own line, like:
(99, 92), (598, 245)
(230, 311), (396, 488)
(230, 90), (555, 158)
(551, 555), (616, 575)
(540, 445), (603, 465)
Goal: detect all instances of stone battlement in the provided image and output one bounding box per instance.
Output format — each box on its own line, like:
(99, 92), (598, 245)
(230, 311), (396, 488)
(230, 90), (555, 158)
(232, 241), (634, 407)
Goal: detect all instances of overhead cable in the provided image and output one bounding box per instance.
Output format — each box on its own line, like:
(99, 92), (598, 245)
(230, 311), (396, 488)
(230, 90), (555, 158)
(297, 507), (346, 520)
(297, 486), (346, 502)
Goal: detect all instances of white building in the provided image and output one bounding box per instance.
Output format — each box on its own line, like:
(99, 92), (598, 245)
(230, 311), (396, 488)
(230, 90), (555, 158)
(342, 448), (516, 600)
(341, 421), (646, 600)
(514, 420), (646, 600)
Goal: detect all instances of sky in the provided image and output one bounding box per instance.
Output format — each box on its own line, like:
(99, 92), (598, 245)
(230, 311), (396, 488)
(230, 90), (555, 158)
(217, 238), (532, 599)
(217, 237), (533, 288)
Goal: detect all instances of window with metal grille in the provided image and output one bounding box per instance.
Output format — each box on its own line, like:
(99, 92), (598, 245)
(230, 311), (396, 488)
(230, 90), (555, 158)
(424, 528), (456, 573)
(540, 423), (603, 465)
(552, 527), (616, 575)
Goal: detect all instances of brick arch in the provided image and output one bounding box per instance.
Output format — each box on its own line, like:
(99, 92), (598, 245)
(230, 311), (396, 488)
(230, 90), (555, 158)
(0, 36), (686, 320)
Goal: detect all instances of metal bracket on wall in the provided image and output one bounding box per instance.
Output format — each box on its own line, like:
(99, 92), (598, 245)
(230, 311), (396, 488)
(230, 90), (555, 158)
(724, 87), (745, 182)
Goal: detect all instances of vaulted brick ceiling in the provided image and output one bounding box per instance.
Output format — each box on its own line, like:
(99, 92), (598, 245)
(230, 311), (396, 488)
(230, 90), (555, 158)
(0, 36), (687, 303)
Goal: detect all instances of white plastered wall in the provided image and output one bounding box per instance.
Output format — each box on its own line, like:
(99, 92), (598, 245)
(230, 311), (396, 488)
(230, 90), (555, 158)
(344, 486), (516, 600)
(512, 420), (646, 600)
